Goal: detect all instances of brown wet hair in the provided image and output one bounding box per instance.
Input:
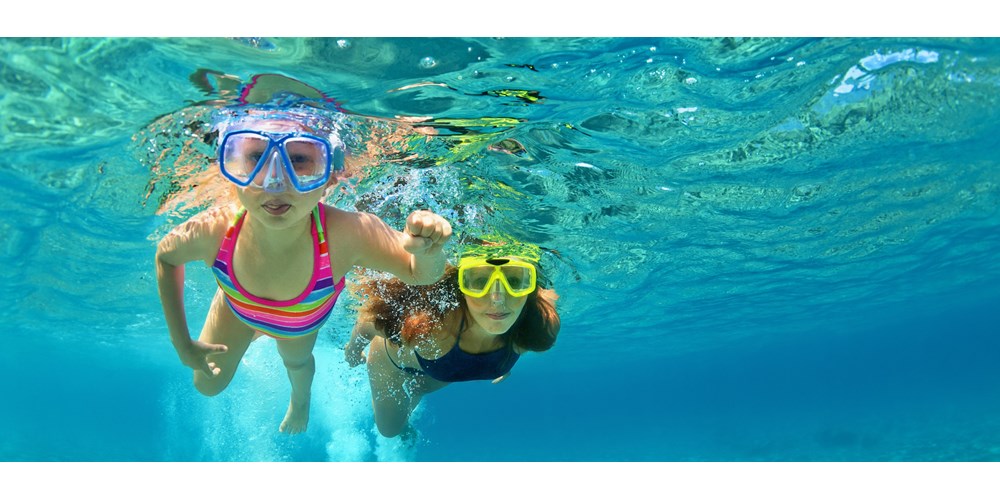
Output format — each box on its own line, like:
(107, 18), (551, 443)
(354, 265), (559, 351)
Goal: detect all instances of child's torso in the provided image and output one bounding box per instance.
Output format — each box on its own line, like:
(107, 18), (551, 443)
(211, 204), (345, 338)
(230, 227), (317, 301)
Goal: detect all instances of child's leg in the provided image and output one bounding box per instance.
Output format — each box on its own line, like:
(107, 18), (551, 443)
(275, 332), (318, 434)
(193, 290), (255, 396)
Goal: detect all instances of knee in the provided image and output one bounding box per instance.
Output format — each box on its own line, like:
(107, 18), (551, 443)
(372, 403), (410, 438)
(282, 353), (315, 371)
(193, 374), (229, 397)
(375, 419), (406, 438)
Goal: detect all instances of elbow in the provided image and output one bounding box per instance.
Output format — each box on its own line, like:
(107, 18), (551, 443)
(154, 246), (174, 274)
(154, 240), (184, 279)
(154, 246), (168, 272)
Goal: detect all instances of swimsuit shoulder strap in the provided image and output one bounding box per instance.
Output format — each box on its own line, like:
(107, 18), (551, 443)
(313, 203), (327, 244)
(218, 207), (248, 257)
(232, 206), (247, 225)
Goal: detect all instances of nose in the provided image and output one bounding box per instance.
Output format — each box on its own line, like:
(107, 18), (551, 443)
(261, 151), (287, 193)
(490, 280), (505, 303)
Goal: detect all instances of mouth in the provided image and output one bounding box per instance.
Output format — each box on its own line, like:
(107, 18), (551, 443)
(261, 200), (292, 216)
(485, 312), (511, 321)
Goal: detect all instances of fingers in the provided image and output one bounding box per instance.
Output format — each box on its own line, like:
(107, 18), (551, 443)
(402, 235), (433, 254)
(350, 352), (367, 366)
(202, 361), (221, 378)
(405, 210), (453, 248)
(194, 342), (227, 377)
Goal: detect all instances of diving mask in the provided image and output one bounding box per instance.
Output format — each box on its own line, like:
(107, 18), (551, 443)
(219, 130), (345, 193)
(458, 257), (537, 298)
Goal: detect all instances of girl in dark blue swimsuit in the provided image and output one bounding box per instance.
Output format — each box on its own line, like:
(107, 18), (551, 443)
(345, 248), (560, 438)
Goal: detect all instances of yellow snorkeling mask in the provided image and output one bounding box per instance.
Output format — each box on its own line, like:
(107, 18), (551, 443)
(458, 256), (537, 298)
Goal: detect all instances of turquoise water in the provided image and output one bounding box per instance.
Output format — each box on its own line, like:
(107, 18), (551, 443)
(2, 37), (999, 462)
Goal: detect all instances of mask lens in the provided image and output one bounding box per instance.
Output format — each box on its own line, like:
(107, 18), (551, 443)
(222, 133), (270, 183)
(462, 266), (496, 295)
(284, 137), (330, 188)
(501, 266), (534, 295)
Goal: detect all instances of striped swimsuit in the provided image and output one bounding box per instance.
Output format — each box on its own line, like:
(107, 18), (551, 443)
(211, 204), (344, 339)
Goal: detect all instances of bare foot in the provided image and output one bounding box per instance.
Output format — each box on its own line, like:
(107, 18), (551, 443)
(279, 399), (310, 434)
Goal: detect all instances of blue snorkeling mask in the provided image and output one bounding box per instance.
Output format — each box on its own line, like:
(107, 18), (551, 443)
(218, 129), (345, 193)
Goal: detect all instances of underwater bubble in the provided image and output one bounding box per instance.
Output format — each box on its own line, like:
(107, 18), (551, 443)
(337, 39), (351, 49)
(419, 56), (437, 69)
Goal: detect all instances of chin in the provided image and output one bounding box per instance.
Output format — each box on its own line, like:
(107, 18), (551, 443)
(474, 316), (516, 335)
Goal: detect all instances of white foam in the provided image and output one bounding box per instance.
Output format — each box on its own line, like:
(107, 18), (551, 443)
(158, 304), (434, 461)
(312, 338), (374, 461)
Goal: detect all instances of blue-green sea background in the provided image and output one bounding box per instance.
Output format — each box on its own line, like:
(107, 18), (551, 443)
(1, 37), (999, 461)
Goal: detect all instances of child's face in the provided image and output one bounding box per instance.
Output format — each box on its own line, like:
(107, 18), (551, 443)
(231, 120), (334, 229)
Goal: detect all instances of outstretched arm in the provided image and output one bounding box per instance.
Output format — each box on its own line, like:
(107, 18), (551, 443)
(345, 209), (452, 285)
(155, 211), (230, 376)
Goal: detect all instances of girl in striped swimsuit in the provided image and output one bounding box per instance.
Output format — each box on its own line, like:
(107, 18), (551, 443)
(155, 106), (452, 434)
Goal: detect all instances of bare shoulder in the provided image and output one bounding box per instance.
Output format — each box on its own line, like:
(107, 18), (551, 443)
(177, 205), (234, 242)
(433, 308), (464, 342)
(321, 203), (352, 225)
(322, 204), (401, 264)
(157, 205), (236, 265)
(406, 308), (462, 357)
(322, 205), (361, 263)
(322, 204), (386, 234)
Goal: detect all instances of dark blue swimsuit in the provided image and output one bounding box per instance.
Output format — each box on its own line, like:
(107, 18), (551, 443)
(385, 316), (519, 382)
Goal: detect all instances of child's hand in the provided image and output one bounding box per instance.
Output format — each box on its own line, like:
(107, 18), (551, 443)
(177, 340), (229, 377)
(403, 210), (452, 255)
